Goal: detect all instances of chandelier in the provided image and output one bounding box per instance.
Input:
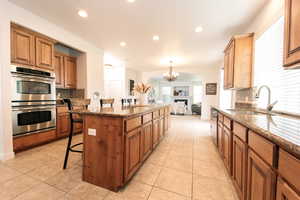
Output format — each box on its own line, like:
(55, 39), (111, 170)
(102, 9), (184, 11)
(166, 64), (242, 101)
(163, 61), (179, 81)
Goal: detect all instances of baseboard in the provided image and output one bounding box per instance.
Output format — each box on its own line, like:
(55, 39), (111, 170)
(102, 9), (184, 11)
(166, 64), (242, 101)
(0, 151), (15, 161)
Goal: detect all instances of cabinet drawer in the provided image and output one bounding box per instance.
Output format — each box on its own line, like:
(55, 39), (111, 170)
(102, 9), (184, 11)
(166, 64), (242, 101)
(224, 116), (232, 129)
(248, 131), (276, 166)
(126, 116), (142, 132)
(218, 113), (224, 123)
(278, 149), (300, 191)
(57, 106), (68, 114)
(233, 122), (247, 142)
(143, 113), (152, 124)
(153, 111), (159, 119)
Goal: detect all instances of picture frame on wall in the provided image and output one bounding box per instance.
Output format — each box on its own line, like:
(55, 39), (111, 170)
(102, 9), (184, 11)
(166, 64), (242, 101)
(206, 83), (217, 95)
(129, 79), (135, 95)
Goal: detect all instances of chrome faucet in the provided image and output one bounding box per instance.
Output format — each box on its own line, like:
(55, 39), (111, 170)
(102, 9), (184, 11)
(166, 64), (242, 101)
(255, 85), (278, 112)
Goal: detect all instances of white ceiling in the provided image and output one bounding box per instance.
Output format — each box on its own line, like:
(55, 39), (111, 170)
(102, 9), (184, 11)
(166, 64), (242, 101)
(10, 0), (268, 71)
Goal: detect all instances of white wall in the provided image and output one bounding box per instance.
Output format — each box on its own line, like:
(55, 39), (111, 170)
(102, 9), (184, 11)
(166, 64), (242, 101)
(0, 0), (105, 160)
(125, 68), (142, 96)
(142, 66), (220, 120)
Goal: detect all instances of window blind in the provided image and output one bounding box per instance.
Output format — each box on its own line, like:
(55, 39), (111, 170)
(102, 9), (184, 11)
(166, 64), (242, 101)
(254, 16), (300, 114)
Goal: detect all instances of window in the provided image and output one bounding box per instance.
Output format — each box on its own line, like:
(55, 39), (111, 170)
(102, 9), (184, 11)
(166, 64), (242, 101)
(193, 85), (203, 103)
(220, 69), (232, 108)
(254, 17), (300, 114)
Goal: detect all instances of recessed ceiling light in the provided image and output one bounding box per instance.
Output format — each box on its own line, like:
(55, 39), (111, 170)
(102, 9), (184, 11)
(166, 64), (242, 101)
(153, 35), (160, 41)
(120, 42), (127, 47)
(128, 0), (135, 3)
(195, 26), (203, 33)
(78, 10), (88, 18)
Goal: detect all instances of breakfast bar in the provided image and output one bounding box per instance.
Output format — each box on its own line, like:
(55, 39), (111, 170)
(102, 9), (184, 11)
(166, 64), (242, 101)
(72, 105), (171, 191)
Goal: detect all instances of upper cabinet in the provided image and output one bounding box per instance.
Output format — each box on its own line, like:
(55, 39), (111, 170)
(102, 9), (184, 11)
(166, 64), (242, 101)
(11, 24), (55, 71)
(223, 33), (254, 90)
(11, 26), (35, 66)
(283, 0), (300, 68)
(54, 52), (77, 89)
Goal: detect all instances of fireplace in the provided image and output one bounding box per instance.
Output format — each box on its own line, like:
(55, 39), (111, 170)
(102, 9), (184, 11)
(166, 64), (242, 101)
(174, 99), (188, 106)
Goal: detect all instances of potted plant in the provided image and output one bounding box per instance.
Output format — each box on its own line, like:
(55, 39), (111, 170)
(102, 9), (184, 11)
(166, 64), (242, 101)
(134, 83), (151, 105)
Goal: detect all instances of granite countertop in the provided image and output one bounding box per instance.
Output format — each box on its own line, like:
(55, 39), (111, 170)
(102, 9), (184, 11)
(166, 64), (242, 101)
(213, 106), (300, 158)
(71, 104), (167, 117)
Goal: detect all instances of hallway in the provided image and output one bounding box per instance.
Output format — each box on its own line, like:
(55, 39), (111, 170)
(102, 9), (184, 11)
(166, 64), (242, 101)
(0, 116), (238, 200)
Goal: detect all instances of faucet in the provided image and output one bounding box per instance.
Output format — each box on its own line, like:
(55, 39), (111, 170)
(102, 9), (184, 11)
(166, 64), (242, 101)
(255, 85), (278, 112)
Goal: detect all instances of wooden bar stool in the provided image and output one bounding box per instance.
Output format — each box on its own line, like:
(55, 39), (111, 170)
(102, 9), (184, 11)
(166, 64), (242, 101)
(63, 98), (90, 169)
(100, 98), (115, 107)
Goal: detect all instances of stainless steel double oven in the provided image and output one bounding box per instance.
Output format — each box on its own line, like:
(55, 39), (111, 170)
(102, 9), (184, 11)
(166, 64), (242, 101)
(11, 66), (56, 137)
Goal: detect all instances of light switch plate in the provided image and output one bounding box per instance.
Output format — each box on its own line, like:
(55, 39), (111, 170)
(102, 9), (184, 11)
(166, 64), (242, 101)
(88, 128), (96, 136)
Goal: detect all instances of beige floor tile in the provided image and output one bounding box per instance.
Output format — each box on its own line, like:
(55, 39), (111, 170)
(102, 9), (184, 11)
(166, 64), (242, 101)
(0, 164), (22, 183)
(26, 162), (62, 181)
(145, 150), (168, 166)
(163, 155), (193, 173)
(193, 159), (228, 181)
(133, 163), (162, 185)
(148, 187), (190, 200)
(14, 182), (65, 200)
(154, 168), (192, 197)
(66, 182), (109, 200)
(193, 175), (237, 200)
(115, 181), (152, 200)
(0, 174), (40, 200)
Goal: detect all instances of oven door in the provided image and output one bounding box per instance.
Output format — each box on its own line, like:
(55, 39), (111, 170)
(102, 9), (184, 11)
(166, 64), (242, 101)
(12, 105), (56, 137)
(11, 73), (55, 102)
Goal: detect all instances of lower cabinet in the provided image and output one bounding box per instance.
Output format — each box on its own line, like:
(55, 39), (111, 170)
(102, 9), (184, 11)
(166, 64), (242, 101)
(233, 135), (247, 200)
(247, 149), (276, 200)
(276, 177), (300, 200)
(153, 119), (160, 148)
(140, 122), (153, 161)
(159, 117), (164, 139)
(56, 113), (70, 138)
(218, 123), (224, 157)
(124, 128), (142, 181)
(223, 126), (232, 174)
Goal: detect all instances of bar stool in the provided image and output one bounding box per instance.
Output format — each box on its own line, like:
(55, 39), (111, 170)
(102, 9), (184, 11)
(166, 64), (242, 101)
(100, 98), (115, 107)
(63, 98), (90, 169)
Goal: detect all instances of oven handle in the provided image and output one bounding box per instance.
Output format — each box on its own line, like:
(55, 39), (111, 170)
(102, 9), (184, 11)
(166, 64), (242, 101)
(11, 73), (55, 83)
(12, 106), (56, 112)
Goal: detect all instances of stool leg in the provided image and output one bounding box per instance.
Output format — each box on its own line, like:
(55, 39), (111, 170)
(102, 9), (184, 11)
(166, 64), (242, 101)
(63, 120), (74, 169)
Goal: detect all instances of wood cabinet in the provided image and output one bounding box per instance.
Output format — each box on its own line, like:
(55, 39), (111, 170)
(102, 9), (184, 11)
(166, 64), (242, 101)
(54, 54), (64, 88)
(283, 0), (300, 68)
(159, 117), (164, 139)
(153, 119), (160, 148)
(276, 177), (300, 200)
(11, 24), (55, 71)
(56, 113), (70, 138)
(233, 135), (247, 200)
(140, 122), (153, 161)
(125, 128), (142, 181)
(64, 56), (77, 88)
(11, 26), (35, 66)
(54, 52), (77, 89)
(223, 33), (254, 89)
(36, 37), (54, 71)
(218, 123), (224, 156)
(223, 127), (232, 174)
(247, 149), (276, 200)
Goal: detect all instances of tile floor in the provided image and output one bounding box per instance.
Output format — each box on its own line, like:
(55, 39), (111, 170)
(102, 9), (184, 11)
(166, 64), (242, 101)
(0, 116), (238, 200)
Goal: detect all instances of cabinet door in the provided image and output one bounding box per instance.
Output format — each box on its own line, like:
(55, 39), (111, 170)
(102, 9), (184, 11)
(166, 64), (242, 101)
(54, 53), (64, 88)
(247, 150), (276, 200)
(36, 37), (54, 71)
(284, 0), (300, 68)
(56, 114), (70, 138)
(159, 117), (164, 139)
(11, 27), (35, 66)
(125, 128), (142, 181)
(153, 119), (159, 148)
(140, 122), (153, 161)
(64, 56), (77, 88)
(218, 124), (224, 156)
(227, 42), (235, 88)
(233, 136), (247, 200)
(276, 177), (300, 200)
(223, 127), (232, 174)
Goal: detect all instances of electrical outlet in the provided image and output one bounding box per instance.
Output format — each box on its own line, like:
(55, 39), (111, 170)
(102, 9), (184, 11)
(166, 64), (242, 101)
(88, 128), (96, 136)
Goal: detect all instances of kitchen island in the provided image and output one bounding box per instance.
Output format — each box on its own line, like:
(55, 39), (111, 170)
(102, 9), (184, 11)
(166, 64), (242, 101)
(72, 105), (171, 191)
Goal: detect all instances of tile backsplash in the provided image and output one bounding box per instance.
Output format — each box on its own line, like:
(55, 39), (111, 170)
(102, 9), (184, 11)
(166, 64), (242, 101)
(234, 88), (257, 108)
(56, 88), (85, 99)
